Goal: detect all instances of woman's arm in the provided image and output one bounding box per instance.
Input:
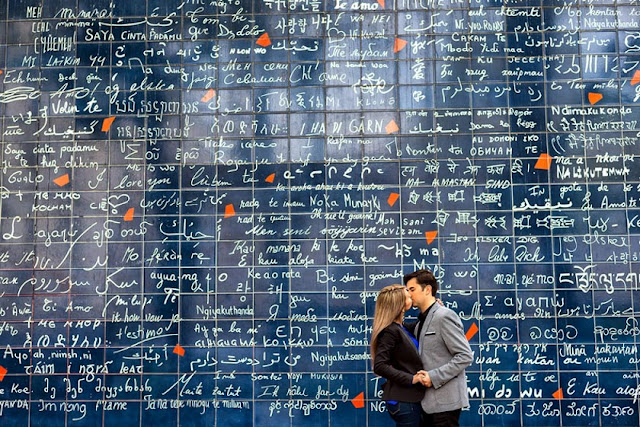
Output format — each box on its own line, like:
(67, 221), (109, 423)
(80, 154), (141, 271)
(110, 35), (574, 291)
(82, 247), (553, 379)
(373, 328), (417, 387)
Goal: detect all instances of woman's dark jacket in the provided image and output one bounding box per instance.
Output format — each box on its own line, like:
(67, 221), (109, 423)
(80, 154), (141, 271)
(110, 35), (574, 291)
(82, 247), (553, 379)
(374, 322), (426, 402)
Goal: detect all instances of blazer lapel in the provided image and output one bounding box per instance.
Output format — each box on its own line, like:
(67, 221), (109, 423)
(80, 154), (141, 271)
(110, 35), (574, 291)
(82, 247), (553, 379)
(395, 323), (420, 356)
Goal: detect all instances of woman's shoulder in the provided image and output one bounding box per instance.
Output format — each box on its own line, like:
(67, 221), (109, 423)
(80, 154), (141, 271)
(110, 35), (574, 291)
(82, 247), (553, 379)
(377, 322), (402, 338)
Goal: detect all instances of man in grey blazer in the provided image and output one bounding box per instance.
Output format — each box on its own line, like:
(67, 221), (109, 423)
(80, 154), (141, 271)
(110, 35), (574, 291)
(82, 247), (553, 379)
(404, 269), (473, 427)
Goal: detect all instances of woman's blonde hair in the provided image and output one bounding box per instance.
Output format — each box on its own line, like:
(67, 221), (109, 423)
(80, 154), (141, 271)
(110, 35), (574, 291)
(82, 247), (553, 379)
(370, 284), (407, 363)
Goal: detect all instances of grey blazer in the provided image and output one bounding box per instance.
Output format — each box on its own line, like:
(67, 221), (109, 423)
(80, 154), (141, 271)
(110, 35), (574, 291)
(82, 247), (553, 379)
(414, 303), (473, 414)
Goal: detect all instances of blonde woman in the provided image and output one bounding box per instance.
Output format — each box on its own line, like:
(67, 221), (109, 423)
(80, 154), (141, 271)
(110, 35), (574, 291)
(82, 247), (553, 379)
(371, 284), (426, 426)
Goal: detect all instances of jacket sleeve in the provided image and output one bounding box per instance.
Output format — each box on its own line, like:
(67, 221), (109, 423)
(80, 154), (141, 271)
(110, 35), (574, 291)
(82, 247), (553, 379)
(403, 320), (418, 336)
(427, 310), (473, 389)
(373, 328), (416, 387)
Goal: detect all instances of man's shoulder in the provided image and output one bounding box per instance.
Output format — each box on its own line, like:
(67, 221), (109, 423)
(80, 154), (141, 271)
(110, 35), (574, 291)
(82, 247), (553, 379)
(432, 304), (464, 323)
(433, 303), (457, 317)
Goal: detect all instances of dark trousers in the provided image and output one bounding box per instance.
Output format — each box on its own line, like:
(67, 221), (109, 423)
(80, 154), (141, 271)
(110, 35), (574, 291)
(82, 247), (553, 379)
(386, 401), (423, 427)
(421, 408), (462, 427)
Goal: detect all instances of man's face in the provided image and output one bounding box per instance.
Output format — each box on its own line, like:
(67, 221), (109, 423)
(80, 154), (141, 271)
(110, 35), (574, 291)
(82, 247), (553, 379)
(405, 277), (429, 309)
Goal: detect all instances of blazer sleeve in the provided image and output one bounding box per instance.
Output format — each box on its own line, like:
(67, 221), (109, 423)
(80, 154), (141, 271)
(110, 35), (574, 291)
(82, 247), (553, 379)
(374, 328), (415, 387)
(427, 310), (473, 389)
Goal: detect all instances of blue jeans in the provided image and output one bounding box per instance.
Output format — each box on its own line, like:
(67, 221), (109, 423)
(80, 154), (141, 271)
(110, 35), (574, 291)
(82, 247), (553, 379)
(386, 401), (422, 427)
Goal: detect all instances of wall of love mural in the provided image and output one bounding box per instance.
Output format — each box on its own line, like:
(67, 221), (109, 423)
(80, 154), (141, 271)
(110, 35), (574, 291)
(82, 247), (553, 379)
(1, 0), (640, 425)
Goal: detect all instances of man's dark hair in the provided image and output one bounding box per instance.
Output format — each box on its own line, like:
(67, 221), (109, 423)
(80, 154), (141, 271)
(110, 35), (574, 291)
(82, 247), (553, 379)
(403, 269), (438, 296)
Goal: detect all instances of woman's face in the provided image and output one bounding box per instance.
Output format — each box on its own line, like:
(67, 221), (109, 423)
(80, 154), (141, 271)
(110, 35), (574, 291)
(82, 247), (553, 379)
(403, 288), (412, 312)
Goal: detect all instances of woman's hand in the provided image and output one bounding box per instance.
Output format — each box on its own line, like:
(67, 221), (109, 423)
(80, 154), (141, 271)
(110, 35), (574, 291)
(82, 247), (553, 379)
(412, 373), (424, 384)
(416, 370), (432, 387)
(412, 371), (430, 385)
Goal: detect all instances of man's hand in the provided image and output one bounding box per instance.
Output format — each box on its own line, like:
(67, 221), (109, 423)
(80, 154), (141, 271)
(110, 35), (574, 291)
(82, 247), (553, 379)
(417, 370), (432, 387)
